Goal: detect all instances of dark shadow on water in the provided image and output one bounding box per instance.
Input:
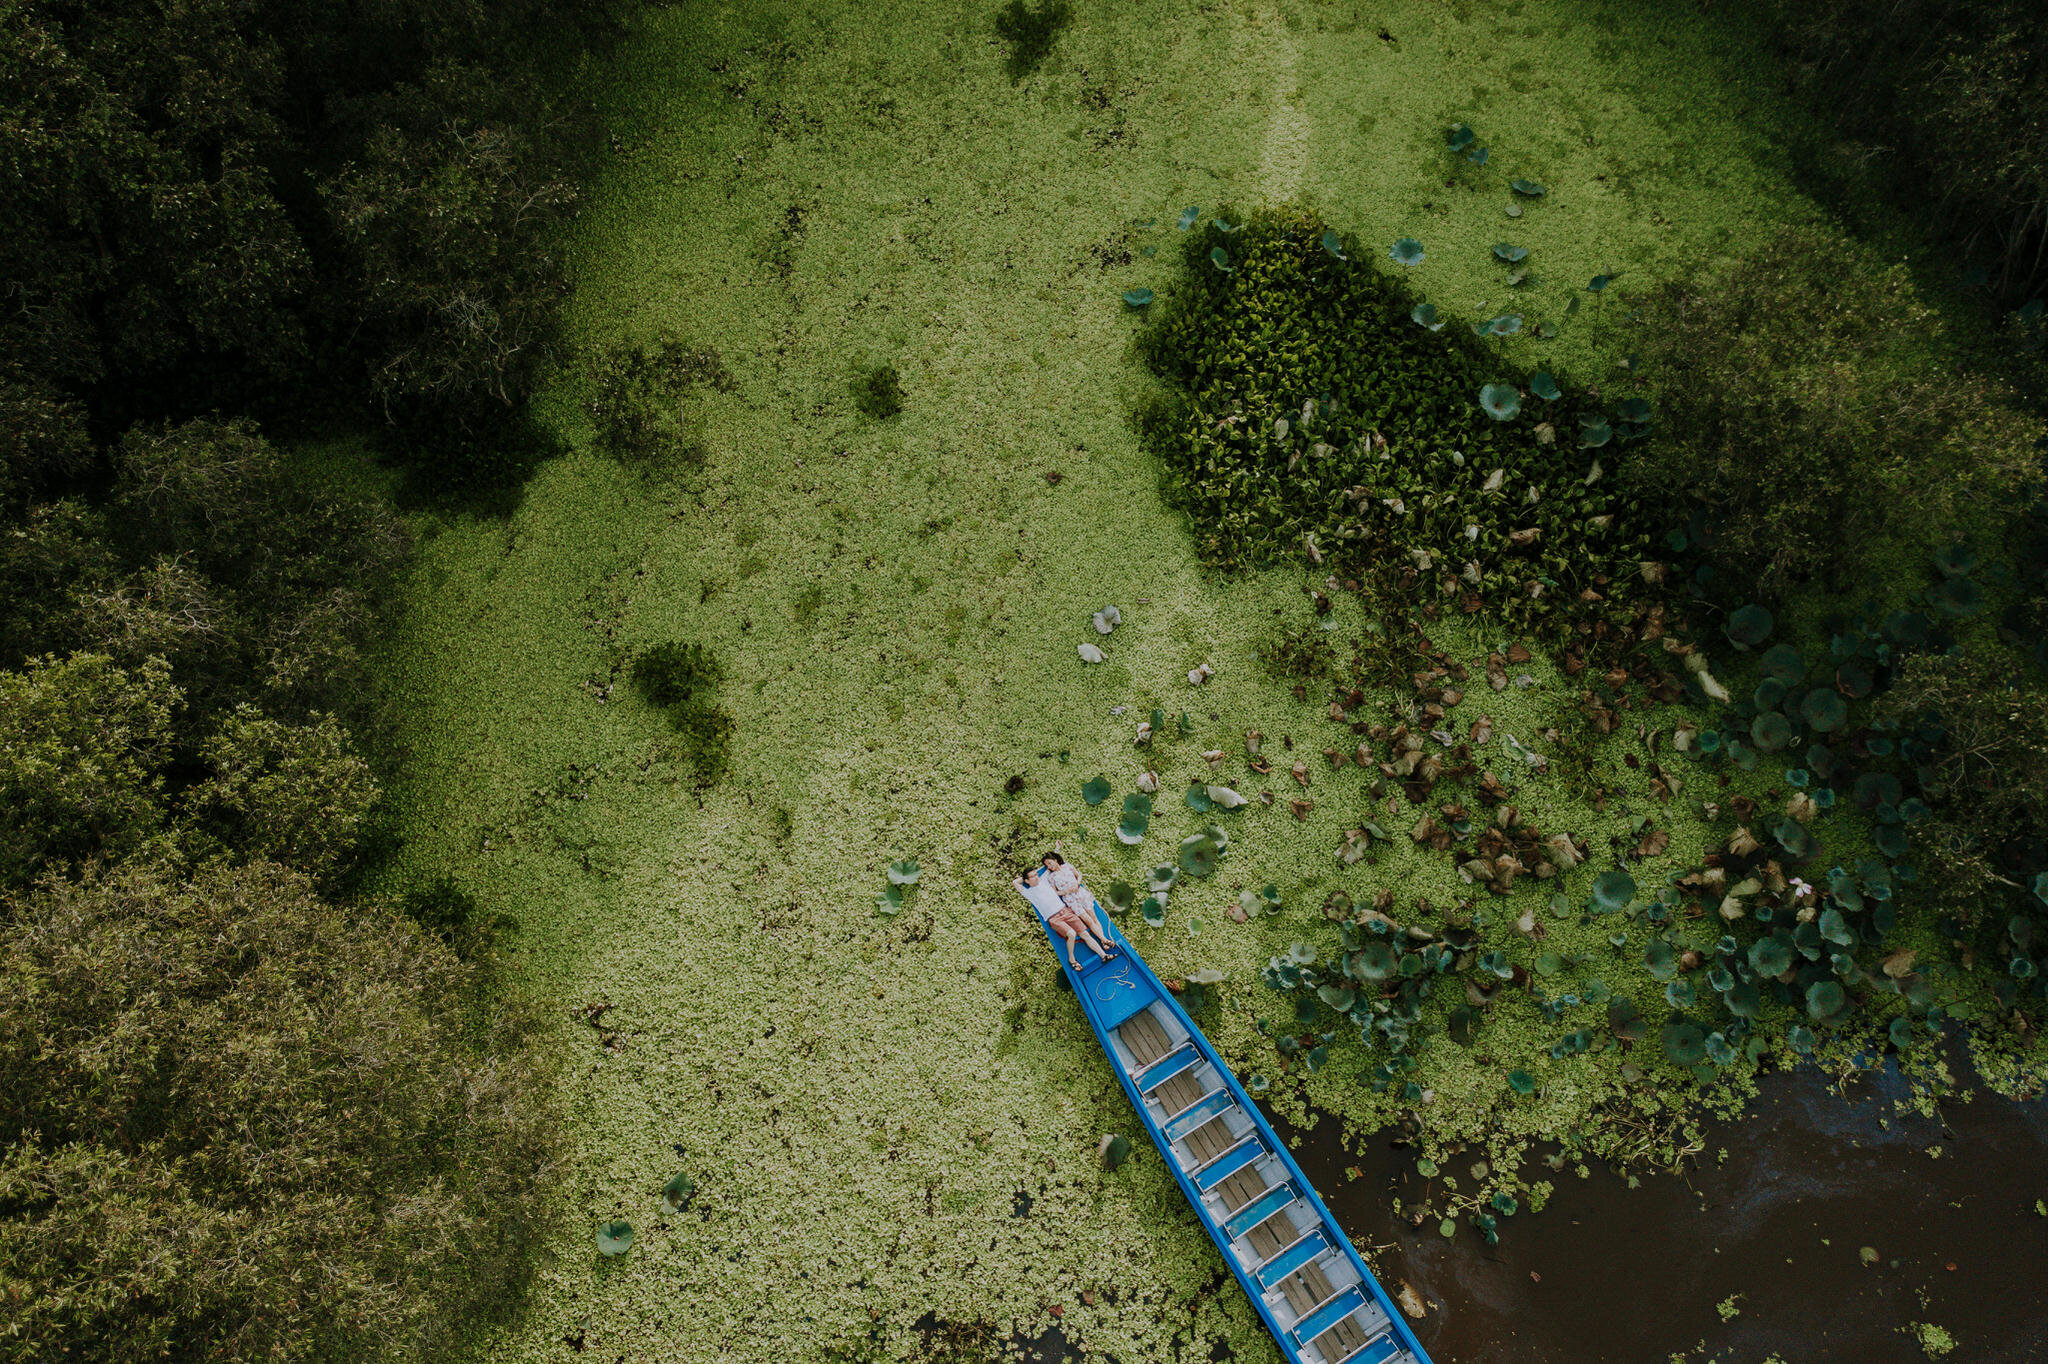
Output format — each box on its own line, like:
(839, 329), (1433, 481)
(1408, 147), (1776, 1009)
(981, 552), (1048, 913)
(1278, 1056), (2048, 1363)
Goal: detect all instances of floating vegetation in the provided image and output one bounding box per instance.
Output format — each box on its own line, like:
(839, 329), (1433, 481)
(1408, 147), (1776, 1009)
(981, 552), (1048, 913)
(992, 0), (1071, 81)
(855, 362), (904, 419)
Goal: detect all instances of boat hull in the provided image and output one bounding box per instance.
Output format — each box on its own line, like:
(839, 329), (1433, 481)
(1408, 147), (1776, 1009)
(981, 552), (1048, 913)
(1029, 898), (1432, 1364)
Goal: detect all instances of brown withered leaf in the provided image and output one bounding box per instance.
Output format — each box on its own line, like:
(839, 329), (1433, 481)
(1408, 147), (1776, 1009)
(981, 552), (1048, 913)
(1881, 948), (1918, 980)
(1634, 827), (1671, 859)
(1291, 761), (1310, 788)
(1289, 798), (1315, 821)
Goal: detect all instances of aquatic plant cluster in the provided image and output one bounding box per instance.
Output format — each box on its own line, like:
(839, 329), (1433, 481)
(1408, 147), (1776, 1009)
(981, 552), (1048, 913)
(1135, 206), (1657, 635)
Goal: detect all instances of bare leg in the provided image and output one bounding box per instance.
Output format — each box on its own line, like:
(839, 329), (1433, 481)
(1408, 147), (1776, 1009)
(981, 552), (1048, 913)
(1056, 924), (1082, 970)
(1082, 905), (1117, 959)
(1074, 922), (1114, 960)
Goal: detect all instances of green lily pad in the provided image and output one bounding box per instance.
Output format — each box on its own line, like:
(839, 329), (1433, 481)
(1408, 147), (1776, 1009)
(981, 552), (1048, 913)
(1511, 178), (1546, 196)
(1391, 237), (1426, 265)
(1578, 421), (1611, 448)
(1178, 834), (1219, 878)
(1933, 542), (1978, 577)
(1081, 775), (1113, 805)
(1759, 643), (1805, 685)
(1102, 1133), (1132, 1170)
(662, 1173), (696, 1214)
(1209, 245), (1232, 273)
(1411, 301), (1445, 331)
(1750, 937), (1794, 976)
(1530, 372), (1561, 401)
(597, 1219), (634, 1256)
(1447, 123), (1476, 151)
(1493, 242), (1530, 263)
(1751, 711), (1793, 752)
(1352, 941), (1399, 981)
(1507, 1069), (1536, 1095)
(1661, 1020), (1706, 1066)
(1806, 980), (1848, 1023)
(876, 886), (905, 916)
(1930, 576), (1981, 618)
(1317, 984), (1357, 1012)
(1592, 870), (1637, 913)
(1479, 384), (1522, 421)
(1802, 689), (1847, 732)
(1105, 881), (1135, 911)
(1725, 603), (1774, 649)
(1140, 895), (1166, 927)
(1121, 288), (1154, 308)
(1116, 811), (1148, 844)
(887, 859), (922, 885)
(1321, 228), (1347, 260)
(1177, 206), (1199, 230)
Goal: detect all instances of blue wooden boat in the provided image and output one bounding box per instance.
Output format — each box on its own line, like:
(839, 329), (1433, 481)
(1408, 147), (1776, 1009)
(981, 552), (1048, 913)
(1025, 888), (1432, 1364)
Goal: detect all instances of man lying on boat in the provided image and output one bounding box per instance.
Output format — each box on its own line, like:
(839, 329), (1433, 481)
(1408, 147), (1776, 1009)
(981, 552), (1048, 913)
(1015, 847), (1116, 970)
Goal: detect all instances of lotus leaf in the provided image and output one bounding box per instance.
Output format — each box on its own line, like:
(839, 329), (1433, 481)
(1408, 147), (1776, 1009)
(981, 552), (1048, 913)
(1789, 1024), (1817, 1053)
(1773, 819), (1812, 857)
(1750, 937), (1794, 976)
(1116, 811), (1148, 843)
(1588, 273), (1617, 291)
(662, 1173), (697, 1214)
(1806, 980), (1848, 1023)
(1531, 371), (1562, 401)
(1577, 421), (1611, 448)
(1608, 997), (1647, 1041)
(1662, 1020), (1706, 1065)
(1468, 145), (1490, 165)
(1615, 397), (1651, 423)
(1759, 644), (1805, 685)
(1802, 689), (1847, 732)
(1933, 543), (1978, 577)
(1751, 711), (1793, 752)
(1178, 834), (1219, 878)
(876, 886), (904, 916)
(1507, 1069), (1537, 1095)
(1184, 782), (1212, 813)
(1493, 242), (1530, 263)
(597, 1220), (634, 1256)
(2014, 957), (2038, 980)
(1105, 881), (1135, 911)
(1726, 982), (1763, 1017)
(1485, 313), (1523, 336)
(1930, 576), (1981, 618)
(1391, 237), (1426, 265)
(1665, 978), (1696, 1008)
(1177, 206), (1200, 230)
(1446, 123), (1475, 151)
(1511, 177), (1545, 196)
(1875, 824), (1908, 857)
(1147, 865), (1177, 893)
(1643, 941), (1677, 981)
(1320, 228), (1347, 259)
(1354, 942), (1399, 981)
(1140, 896), (1166, 927)
(1854, 772), (1903, 808)
(1592, 869), (1637, 913)
(887, 859), (922, 885)
(1317, 984), (1357, 1012)
(1209, 245), (1232, 273)
(1081, 775), (1113, 805)
(1888, 1016), (1914, 1050)
(1725, 603), (1774, 648)
(1479, 384), (1521, 421)
(1121, 288), (1154, 308)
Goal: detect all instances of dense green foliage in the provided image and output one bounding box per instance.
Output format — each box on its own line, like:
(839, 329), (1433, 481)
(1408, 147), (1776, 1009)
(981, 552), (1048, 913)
(585, 334), (733, 466)
(0, 0), (617, 471)
(1775, 0), (2048, 300)
(1627, 228), (2042, 593)
(0, 860), (553, 1363)
(1136, 207), (1660, 635)
(0, 5), (607, 1350)
(992, 0), (1071, 82)
(632, 641), (734, 782)
(855, 362), (905, 420)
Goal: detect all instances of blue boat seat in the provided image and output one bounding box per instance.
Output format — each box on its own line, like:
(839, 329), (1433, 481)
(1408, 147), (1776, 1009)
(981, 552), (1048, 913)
(1329, 1332), (1402, 1364)
(1161, 1089), (1234, 1144)
(1222, 1181), (1299, 1242)
(1190, 1136), (1263, 1192)
(1288, 1285), (1366, 1353)
(1252, 1227), (1332, 1290)
(1133, 1044), (1200, 1094)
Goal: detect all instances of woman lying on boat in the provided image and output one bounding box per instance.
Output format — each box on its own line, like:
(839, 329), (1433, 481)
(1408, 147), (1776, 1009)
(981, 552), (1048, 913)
(1015, 853), (1116, 969)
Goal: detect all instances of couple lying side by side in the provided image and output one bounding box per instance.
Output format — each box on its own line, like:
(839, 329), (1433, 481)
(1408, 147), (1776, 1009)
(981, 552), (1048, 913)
(1013, 841), (1117, 970)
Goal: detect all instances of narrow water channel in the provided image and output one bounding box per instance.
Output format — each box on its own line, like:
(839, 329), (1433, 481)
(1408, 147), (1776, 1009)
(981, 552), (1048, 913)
(1292, 1059), (2048, 1363)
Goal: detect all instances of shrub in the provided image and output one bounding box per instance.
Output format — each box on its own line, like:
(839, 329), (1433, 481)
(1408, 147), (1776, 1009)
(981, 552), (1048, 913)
(585, 334), (733, 465)
(1134, 206), (1656, 632)
(0, 859), (557, 1364)
(1626, 227), (2043, 593)
(993, 0), (1072, 81)
(0, 654), (176, 890)
(855, 363), (904, 420)
(1775, 0), (2048, 300)
(632, 643), (734, 782)
(186, 705), (380, 880)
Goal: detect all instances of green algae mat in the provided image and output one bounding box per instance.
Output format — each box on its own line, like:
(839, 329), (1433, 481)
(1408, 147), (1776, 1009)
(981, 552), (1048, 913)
(376, 3), (1939, 1359)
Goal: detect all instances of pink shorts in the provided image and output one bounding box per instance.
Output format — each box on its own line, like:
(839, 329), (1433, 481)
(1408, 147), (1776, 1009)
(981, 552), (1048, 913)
(1049, 908), (1089, 937)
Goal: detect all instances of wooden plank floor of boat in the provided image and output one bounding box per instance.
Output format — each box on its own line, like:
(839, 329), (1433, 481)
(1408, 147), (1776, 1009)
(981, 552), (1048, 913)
(1114, 998), (1373, 1361)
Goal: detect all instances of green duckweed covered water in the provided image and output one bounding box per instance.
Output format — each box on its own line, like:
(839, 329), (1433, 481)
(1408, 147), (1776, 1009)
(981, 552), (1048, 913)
(374, 3), (2023, 1358)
